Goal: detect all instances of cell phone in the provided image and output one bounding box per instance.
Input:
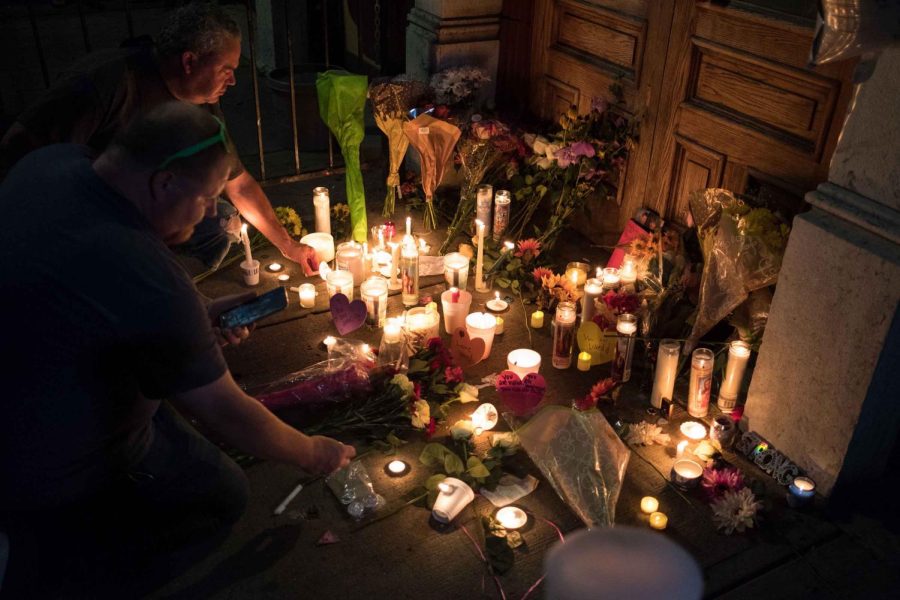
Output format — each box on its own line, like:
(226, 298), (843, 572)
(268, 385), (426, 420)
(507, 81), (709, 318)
(218, 287), (288, 329)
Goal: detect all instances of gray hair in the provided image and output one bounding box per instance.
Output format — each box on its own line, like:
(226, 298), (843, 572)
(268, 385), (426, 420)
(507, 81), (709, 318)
(156, 2), (240, 59)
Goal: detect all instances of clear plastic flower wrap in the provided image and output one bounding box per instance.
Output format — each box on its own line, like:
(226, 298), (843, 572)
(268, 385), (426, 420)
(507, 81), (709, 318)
(500, 402), (630, 528)
(326, 460), (385, 519)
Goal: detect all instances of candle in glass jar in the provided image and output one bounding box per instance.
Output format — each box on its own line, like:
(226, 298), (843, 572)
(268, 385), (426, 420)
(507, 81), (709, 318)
(530, 310), (544, 329)
(492, 190), (511, 242)
(582, 278), (603, 324)
(475, 184), (493, 236)
(404, 307), (440, 351)
(577, 351), (592, 371)
(465, 312), (498, 360)
(312, 186), (331, 234)
(718, 341), (751, 414)
(298, 283), (316, 308)
(443, 252), (469, 291)
(688, 347), (715, 418)
(377, 318), (405, 370)
(325, 270), (354, 300)
(671, 460), (703, 490)
(336, 241), (364, 286)
(552, 302), (578, 369)
(564, 262), (589, 289)
(611, 313), (638, 382)
(474, 220), (487, 292)
(601, 267), (621, 291)
(300, 232), (335, 264)
(360, 276), (389, 328)
(619, 255), (637, 290)
(650, 339), (681, 409)
(400, 242), (419, 307)
(787, 476), (816, 508)
(507, 349), (541, 378)
(649, 512), (668, 530)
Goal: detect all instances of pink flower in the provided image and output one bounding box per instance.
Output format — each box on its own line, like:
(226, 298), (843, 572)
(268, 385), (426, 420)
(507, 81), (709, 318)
(472, 120), (507, 140)
(570, 141), (596, 158)
(576, 377), (618, 411)
(532, 267), (553, 282)
(701, 467), (745, 502)
(515, 238), (541, 262)
(445, 366), (464, 384)
(591, 96), (608, 114)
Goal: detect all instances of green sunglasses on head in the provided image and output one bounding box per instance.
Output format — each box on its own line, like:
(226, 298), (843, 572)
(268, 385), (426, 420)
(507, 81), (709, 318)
(158, 116), (230, 169)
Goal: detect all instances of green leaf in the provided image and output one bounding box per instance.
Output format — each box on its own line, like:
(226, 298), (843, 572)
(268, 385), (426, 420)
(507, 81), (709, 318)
(385, 433), (407, 448)
(419, 443), (449, 468)
(511, 279), (520, 291)
(424, 474), (447, 491)
(486, 536), (515, 574)
(466, 456), (491, 479)
(444, 453), (465, 475)
(497, 277), (511, 288)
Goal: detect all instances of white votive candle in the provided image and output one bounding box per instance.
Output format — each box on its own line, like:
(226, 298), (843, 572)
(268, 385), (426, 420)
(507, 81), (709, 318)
(582, 278), (603, 324)
(298, 283), (316, 308)
(432, 478), (475, 523)
(718, 340), (751, 413)
(650, 339), (681, 409)
(496, 506), (527, 530)
(507, 349), (541, 378)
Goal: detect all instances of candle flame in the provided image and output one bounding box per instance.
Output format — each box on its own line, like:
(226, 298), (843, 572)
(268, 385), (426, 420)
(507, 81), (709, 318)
(437, 482), (454, 494)
(323, 336), (336, 347)
(241, 223), (248, 236)
(504, 241), (514, 250)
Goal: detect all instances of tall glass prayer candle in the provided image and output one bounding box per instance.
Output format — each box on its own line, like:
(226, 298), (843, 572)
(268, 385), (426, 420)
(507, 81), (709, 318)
(475, 184), (493, 236)
(475, 220), (487, 292)
(388, 242), (401, 290)
(619, 255), (637, 292)
(465, 312), (498, 360)
(718, 341), (751, 414)
(325, 269), (354, 300)
(601, 267), (621, 291)
(313, 186), (330, 234)
(611, 313), (638, 382)
(650, 339), (681, 408)
(688, 347), (715, 418)
(400, 242), (419, 307)
(582, 278), (603, 324)
(492, 190), (511, 242)
(552, 302), (578, 369)
(443, 252), (469, 291)
(335, 241), (364, 286)
(360, 276), (388, 328)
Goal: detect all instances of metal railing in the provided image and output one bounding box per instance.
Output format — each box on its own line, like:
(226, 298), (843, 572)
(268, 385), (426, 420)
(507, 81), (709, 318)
(19, 0), (384, 187)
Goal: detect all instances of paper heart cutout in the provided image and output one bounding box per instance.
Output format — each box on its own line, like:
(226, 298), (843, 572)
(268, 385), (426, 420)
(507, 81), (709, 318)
(577, 321), (617, 366)
(329, 293), (367, 335)
(449, 327), (485, 368)
(496, 370), (546, 417)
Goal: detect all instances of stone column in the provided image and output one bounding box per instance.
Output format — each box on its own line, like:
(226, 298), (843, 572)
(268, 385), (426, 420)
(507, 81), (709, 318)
(406, 0), (503, 105)
(742, 48), (900, 497)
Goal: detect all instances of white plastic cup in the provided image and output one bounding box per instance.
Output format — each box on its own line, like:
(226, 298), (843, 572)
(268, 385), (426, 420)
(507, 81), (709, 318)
(240, 259), (260, 286)
(441, 289), (473, 334)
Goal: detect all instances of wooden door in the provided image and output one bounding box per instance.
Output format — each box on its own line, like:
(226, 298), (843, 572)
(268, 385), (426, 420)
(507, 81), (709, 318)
(526, 0), (856, 238)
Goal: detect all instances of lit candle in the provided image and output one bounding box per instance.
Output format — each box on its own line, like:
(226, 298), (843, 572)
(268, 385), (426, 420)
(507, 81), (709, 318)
(671, 460), (703, 490)
(385, 460), (409, 477)
(383, 318), (402, 343)
(651, 339), (681, 409)
(404, 306), (440, 351)
(640, 496), (659, 514)
(787, 476), (816, 508)
(325, 269), (354, 300)
(507, 349), (541, 378)
(267, 262), (283, 273)
(486, 292), (508, 312)
(313, 186), (331, 234)
(495, 506), (528, 530)
(443, 252), (469, 291)
(465, 312), (498, 360)
(718, 340), (751, 414)
(582, 278), (603, 324)
(619, 255), (637, 290)
(649, 511), (668, 530)
(400, 242), (419, 307)
(475, 184), (493, 237)
(298, 283), (316, 308)
(552, 302), (578, 369)
(440, 288), (471, 334)
(676, 440), (688, 458)
(492, 190), (511, 242)
(377, 318), (405, 370)
(688, 347), (715, 418)
(418, 237), (429, 255)
(300, 232), (335, 264)
(241, 223), (253, 264)
(335, 241), (365, 286)
(432, 478), (475, 523)
(388, 242), (401, 290)
(601, 267), (621, 291)
(564, 262), (589, 289)
(406, 216), (411, 237)
(323, 335), (337, 362)
(470, 403), (498, 434)
(577, 351), (592, 371)
(610, 313), (637, 382)
(360, 276), (389, 328)
(474, 220), (487, 292)
(277, 273), (290, 282)
(530, 310), (544, 329)
(680, 421), (707, 440)
(495, 316), (504, 335)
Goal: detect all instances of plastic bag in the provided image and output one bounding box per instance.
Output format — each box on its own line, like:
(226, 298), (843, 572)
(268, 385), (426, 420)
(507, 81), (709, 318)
(326, 460), (385, 519)
(810, 1), (900, 66)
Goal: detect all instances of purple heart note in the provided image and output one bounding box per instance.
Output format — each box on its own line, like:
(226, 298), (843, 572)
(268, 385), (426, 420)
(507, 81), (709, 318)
(329, 293), (367, 335)
(496, 370), (546, 417)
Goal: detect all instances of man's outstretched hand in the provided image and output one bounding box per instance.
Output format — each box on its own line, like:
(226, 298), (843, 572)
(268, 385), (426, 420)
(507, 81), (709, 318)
(281, 241), (319, 276)
(304, 436), (356, 474)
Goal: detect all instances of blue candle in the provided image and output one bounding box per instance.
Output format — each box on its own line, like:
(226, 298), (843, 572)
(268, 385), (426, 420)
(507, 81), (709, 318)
(787, 476), (816, 508)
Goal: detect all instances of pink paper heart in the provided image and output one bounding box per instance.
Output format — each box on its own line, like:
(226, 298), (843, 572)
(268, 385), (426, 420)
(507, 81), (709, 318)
(449, 327), (485, 368)
(496, 370), (546, 417)
(329, 293), (367, 335)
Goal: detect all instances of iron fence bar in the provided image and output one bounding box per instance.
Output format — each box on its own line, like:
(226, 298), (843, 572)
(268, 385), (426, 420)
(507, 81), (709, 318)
(27, 4), (50, 88)
(244, 0), (267, 181)
(284, 0), (300, 175)
(77, 0), (91, 53)
(323, 0), (334, 169)
(124, 0), (134, 40)
(356, 0), (363, 72)
(259, 162), (372, 188)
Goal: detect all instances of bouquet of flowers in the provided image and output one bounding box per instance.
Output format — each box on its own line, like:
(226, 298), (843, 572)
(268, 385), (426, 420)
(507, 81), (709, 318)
(535, 269), (582, 312)
(403, 114), (461, 231)
(430, 65), (490, 108)
(406, 337), (480, 429)
(275, 206), (306, 240)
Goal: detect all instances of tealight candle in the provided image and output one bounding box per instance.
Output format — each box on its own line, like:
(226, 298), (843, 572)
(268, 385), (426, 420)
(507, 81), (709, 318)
(640, 496), (659, 514)
(298, 283), (316, 308)
(486, 292), (508, 312)
(507, 349), (541, 378)
(649, 511), (668, 530)
(495, 506), (528, 530)
(300, 232), (335, 264)
(495, 316), (504, 335)
(432, 478), (475, 523)
(266, 262), (283, 273)
(465, 312), (498, 360)
(530, 310), (544, 329)
(680, 421), (707, 440)
(470, 403), (498, 434)
(718, 340), (751, 414)
(325, 269), (354, 300)
(312, 186), (331, 234)
(577, 351), (592, 371)
(787, 476), (816, 508)
(385, 460), (409, 477)
(671, 460), (703, 490)
(277, 273), (290, 282)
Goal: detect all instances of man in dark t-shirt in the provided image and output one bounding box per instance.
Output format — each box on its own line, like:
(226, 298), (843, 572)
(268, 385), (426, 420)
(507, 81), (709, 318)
(0, 3), (318, 274)
(0, 103), (354, 595)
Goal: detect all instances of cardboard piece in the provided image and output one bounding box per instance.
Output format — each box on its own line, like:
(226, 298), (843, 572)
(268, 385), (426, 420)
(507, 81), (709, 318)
(449, 327), (485, 368)
(577, 321), (617, 365)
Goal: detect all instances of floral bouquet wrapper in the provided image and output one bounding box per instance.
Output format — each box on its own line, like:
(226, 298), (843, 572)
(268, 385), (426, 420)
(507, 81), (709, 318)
(687, 188), (789, 350)
(504, 404), (630, 528)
